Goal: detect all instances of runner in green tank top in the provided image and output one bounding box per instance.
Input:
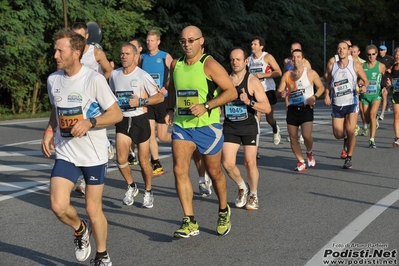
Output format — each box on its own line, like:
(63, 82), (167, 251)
(360, 44), (386, 148)
(165, 25), (237, 238)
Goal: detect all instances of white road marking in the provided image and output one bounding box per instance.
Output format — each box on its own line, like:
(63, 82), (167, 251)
(0, 181), (50, 191)
(0, 183), (50, 202)
(305, 188), (399, 266)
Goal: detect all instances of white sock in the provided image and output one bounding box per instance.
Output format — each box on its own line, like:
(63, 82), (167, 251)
(237, 181), (247, 190)
(204, 171), (210, 182)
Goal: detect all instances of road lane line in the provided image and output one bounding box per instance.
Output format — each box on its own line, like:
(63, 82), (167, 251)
(0, 184), (49, 202)
(305, 188), (399, 266)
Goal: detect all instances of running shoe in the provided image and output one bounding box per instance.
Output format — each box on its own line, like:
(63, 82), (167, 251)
(343, 158), (353, 169)
(273, 125), (281, 145)
(355, 125), (360, 136)
(299, 134), (304, 144)
(128, 153), (138, 165)
(340, 149), (347, 159)
(246, 194), (259, 210)
(361, 128), (368, 136)
(294, 161), (307, 172)
(90, 255), (112, 266)
(108, 141), (115, 160)
(75, 178), (86, 195)
(378, 114), (384, 121)
(74, 219), (91, 262)
(174, 217), (199, 238)
(216, 205), (231, 236)
(235, 186), (249, 208)
(123, 184), (139, 206)
(393, 138), (399, 147)
(152, 162), (164, 176)
(306, 151), (316, 167)
(369, 139), (376, 149)
(199, 179), (212, 197)
(142, 191), (154, 208)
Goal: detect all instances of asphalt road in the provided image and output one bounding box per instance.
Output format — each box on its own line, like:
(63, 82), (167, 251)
(1, 102), (398, 266)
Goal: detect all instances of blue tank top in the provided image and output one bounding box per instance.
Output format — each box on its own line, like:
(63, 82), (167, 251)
(141, 50), (169, 89)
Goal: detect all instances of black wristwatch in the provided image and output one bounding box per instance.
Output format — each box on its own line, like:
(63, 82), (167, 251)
(89, 117), (97, 128)
(204, 102), (210, 110)
(250, 100), (256, 107)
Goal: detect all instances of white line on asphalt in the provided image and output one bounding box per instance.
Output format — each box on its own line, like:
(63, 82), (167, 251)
(0, 181), (50, 191)
(0, 150), (44, 157)
(0, 164), (53, 172)
(0, 184), (50, 202)
(305, 188), (399, 266)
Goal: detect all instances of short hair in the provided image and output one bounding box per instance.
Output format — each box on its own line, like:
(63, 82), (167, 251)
(291, 49), (303, 58)
(394, 47), (399, 55)
(365, 44), (378, 53)
(129, 38), (142, 48)
(147, 30), (161, 40)
(53, 29), (86, 60)
(230, 46), (248, 59)
(252, 36), (266, 49)
(122, 42), (138, 54)
(71, 22), (88, 34)
(337, 39), (351, 49)
(351, 44), (360, 50)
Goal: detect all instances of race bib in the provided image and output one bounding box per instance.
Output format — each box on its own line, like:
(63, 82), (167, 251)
(115, 91), (136, 111)
(289, 90), (305, 106)
(150, 73), (161, 88)
(249, 68), (265, 81)
(366, 81), (377, 94)
(334, 79), (351, 97)
(392, 78), (399, 93)
(176, 89), (199, 116)
(57, 106), (84, 137)
(225, 99), (248, 121)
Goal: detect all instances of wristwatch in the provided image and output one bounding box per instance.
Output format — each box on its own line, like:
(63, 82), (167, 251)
(204, 102), (210, 110)
(250, 100), (256, 107)
(89, 117), (97, 128)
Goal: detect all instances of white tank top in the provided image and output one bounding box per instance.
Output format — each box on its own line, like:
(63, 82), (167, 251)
(330, 61), (358, 106)
(81, 45), (101, 72)
(286, 67), (314, 106)
(248, 52), (276, 91)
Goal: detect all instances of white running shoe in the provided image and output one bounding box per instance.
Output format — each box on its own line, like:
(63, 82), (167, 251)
(299, 134), (304, 144)
(142, 191), (154, 208)
(74, 219), (91, 262)
(273, 125), (281, 145)
(75, 178), (86, 195)
(235, 186), (249, 208)
(199, 179), (212, 197)
(307, 152), (316, 167)
(246, 194), (259, 210)
(108, 140), (115, 160)
(123, 184), (139, 206)
(90, 255), (112, 266)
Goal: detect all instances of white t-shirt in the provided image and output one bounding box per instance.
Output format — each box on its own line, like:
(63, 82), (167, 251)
(47, 66), (117, 166)
(109, 66), (159, 117)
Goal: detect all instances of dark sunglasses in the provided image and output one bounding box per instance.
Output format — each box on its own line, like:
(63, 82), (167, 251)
(179, 37), (201, 45)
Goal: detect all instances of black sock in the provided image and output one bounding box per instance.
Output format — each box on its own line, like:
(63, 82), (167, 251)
(347, 156), (352, 160)
(151, 158), (160, 165)
(188, 216), (196, 223)
(272, 123), (278, 134)
(129, 182), (136, 188)
(95, 251), (108, 259)
(145, 189), (152, 193)
(343, 138), (347, 149)
(75, 220), (86, 235)
(219, 207), (228, 213)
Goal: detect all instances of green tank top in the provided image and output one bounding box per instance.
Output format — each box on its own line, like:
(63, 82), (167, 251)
(363, 61), (382, 95)
(173, 54), (219, 128)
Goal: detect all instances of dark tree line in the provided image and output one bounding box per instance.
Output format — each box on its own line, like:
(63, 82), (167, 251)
(1, 0), (398, 114)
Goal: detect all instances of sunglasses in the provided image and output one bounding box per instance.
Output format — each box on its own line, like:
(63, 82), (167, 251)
(367, 53), (376, 56)
(179, 37), (201, 45)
